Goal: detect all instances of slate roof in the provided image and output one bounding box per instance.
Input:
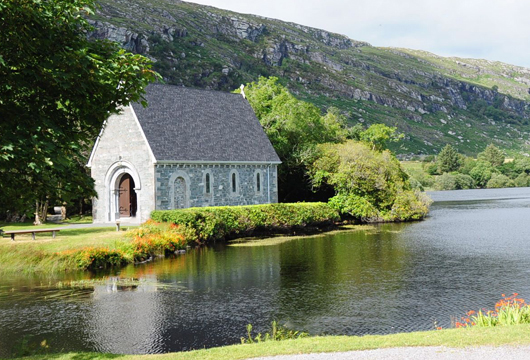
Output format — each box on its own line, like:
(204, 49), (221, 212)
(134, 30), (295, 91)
(131, 84), (281, 163)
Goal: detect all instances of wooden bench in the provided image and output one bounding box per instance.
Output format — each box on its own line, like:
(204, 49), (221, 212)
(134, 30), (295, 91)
(2, 228), (61, 241)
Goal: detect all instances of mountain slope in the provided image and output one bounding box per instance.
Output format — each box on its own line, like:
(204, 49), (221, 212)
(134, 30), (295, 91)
(90, 0), (530, 155)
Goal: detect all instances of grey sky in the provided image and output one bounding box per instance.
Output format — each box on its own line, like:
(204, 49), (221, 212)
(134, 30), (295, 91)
(189, 0), (530, 68)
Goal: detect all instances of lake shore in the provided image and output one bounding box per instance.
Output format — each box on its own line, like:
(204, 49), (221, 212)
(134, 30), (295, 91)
(15, 325), (530, 360)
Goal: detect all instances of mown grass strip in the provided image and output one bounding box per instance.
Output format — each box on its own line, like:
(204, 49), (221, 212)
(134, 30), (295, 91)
(15, 325), (530, 360)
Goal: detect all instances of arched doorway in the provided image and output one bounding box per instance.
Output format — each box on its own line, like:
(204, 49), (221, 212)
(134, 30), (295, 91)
(118, 174), (137, 217)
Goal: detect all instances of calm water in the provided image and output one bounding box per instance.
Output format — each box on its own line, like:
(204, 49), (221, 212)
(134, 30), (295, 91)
(2, 187), (530, 356)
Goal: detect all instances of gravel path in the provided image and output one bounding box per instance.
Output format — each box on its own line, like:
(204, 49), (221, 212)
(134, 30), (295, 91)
(249, 346), (530, 360)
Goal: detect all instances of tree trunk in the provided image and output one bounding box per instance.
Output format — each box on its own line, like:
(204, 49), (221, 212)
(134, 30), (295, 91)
(34, 200), (41, 225)
(34, 198), (48, 225)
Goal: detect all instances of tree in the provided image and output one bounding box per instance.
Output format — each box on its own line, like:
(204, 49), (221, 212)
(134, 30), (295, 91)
(469, 160), (494, 188)
(360, 124), (404, 152)
(437, 144), (462, 173)
(478, 144), (505, 167)
(309, 141), (430, 222)
(238, 77), (349, 201)
(0, 0), (158, 220)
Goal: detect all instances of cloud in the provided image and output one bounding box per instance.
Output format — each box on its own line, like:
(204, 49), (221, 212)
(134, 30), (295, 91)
(190, 0), (530, 67)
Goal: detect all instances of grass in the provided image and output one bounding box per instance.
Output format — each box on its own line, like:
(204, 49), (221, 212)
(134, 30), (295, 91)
(0, 215), (93, 231)
(0, 227), (127, 273)
(14, 324), (530, 360)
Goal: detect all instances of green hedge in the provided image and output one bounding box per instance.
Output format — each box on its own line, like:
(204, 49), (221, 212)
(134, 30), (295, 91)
(151, 203), (340, 243)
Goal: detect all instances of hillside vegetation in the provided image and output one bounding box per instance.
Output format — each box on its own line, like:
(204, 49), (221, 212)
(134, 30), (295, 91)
(90, 0), (530, 155)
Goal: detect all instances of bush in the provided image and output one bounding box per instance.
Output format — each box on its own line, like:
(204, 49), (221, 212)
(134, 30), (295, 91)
(456, 293), (530, 328)
(59, 220), (188, 270)
(434, 173), (456, 190)
(514, 173), (530, 187)
(389, 190), (432, 221)
(434, 172), (474, 190)
(151, 203), (340, 243)
(328, 194), (379, 221)
(74, 248), (128, 270)
(486, 173), (515, 188)
(453, 173), (475, 189)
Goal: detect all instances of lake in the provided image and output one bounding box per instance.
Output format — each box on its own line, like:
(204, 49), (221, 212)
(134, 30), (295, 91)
(2, 187), (530, 357)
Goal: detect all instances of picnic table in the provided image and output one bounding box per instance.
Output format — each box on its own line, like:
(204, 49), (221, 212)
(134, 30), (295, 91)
(2, 228), (61, 241)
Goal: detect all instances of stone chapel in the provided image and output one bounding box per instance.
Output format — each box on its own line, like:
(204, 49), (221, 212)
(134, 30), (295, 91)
(87, 84), (281, 224)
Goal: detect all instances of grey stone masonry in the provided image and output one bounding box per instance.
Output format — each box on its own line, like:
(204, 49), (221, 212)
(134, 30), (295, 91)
(88, 106), (156, 224)
(155, 163), (278, 210)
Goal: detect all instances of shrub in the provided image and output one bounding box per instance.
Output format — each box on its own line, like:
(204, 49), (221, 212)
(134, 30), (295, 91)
(456, 293), (530, 328)
(151, 203), (340, 243)
(389, 190), (432, 221)
(74, 248), (128, 270)
(514, 173), (530, 187)
(434, 173), (456, 190)
(328, 193), (380, 222)
(486, 173), (515, 188)
(453, 173), (475, 189)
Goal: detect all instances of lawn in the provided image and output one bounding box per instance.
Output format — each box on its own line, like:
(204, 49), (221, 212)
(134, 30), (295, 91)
(14, 324), (530, 360)
(0, 226), (131, 273)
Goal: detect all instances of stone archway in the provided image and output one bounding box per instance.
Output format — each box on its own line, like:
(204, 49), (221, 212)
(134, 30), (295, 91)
(104, 161), (142, 222)
(169, 170), (191, 209)
(173, 177), (188, 209)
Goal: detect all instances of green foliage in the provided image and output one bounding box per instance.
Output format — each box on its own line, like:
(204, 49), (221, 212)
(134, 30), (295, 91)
(514, 173), (530, 187)
(309, 141), (431, 222)
(360, 124), (404, 152)
(514, 156), (530, 174)
(437, 144), (462, 173)
(238, 77), (349, 201)
(478, 144), (505, 167)
(390, 190), (432, 221)
(0, 0), (159, 219)
(241, 321), (309, 344)
(328, 194), (379, 221)
(74, 248), (128, 270)
(434, 173), (475, 190)
(486, 173), (515, 189)
(151, 203), (340, 242)
(456, 294), (530, 328)
(469, 161), (494, 188)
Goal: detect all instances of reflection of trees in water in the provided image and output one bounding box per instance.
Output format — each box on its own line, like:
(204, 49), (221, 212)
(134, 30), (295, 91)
(276, 227), (409, 334)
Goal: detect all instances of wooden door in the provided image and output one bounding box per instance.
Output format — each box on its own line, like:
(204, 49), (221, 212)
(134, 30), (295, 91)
(119, 174), (131, 217)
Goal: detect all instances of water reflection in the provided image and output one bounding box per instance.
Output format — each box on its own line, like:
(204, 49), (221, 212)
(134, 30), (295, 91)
(2, 188), (530, 356)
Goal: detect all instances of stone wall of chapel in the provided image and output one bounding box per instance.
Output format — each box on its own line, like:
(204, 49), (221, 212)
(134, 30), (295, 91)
(90, 106), (155, 224)
(155, 164), (279, 210)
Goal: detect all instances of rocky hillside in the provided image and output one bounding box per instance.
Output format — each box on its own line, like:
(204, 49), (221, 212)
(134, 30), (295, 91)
(89, 0), (530, 155)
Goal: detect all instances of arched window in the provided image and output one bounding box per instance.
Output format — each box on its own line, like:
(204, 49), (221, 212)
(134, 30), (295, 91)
(229, 169), (239, 196)
(205, 173), (211, 194)
(256, 172), (261, 192)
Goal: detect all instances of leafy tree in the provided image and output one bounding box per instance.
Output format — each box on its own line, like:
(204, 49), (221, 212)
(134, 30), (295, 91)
(239, 77), (349, 201)
(514, 156), (530, 174)
(437, 144), (462, 173)
(459, 156), (478, 175)
(514, 173), (530, 187)
(434, 173), (475, 190)
(309, 141), (430, 222)
(486, 173), (515, 188)
(0, 0), (158, 220)
(478, 144), (505, 167)
(469, 160), (494, 188)
(360, 124), (404, 152)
